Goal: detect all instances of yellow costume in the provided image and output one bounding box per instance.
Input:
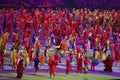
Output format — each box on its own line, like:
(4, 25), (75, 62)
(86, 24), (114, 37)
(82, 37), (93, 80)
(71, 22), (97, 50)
(23, 52), (29, 67)
(106, 39), (110, 47)
(101, 52), (106, 61)
(94, 50), (99, 58)
(12, 51), (18, 69)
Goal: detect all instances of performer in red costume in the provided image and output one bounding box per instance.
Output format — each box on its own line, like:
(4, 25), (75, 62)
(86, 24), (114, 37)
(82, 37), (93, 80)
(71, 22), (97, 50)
(54, 51), (60, 63)
(16, 59), (25, 79)
(66, 56), (71, 74)
(103, 55), (113, 72)
(48, 55), (58, 78)
(28, 44), (34, 65)
(77, 55), (83, 73)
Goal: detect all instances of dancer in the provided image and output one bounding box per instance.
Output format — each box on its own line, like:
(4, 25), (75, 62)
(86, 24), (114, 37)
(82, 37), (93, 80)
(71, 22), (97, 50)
(0, 39), (5, 69)
(91, 55), (99, 71)
(12, 49), (18, 70)
(54, 51), (60, 63)
(69, 49), (74, 62)
(34, 55), (39, 73)
(39, 52), (45, 66)
(16, 59), (25, 79)
(60, 38), (67, 53)
(35, 36), (41, 51)
(84, 57), (90, 73)
(28, 44), (34, 65)
(77, 54), (83, 73)
(103, 55), (113, 72)
(23, 51), (29, 68)
(48, 54), (58, 78)
(66, 55), (71, 74)
(93, 49), (99, 59)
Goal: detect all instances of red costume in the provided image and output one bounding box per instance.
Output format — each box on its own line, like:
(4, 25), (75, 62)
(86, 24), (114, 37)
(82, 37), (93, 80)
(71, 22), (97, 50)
(12, 33), (18, 42)
(48, 55), (58, 77)
(77, 55), (83, 73)
(24, 37), (29, 51)
(16, 59), (25, 79)
(101, 32), (107, 45)
(0, 53), (4, 69)
(66, 56), (71, 74)
(29, 48), (34, 62)
(54, 51), (60, 63)
(103, 55), (113, 72)
(115, 50), (120, 62)
(83, 30), (89, 41)
(96, 26), (101, 34)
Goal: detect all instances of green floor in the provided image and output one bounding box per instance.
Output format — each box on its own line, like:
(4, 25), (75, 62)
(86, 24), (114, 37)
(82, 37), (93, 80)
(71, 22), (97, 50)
(0, 73), (120, 80)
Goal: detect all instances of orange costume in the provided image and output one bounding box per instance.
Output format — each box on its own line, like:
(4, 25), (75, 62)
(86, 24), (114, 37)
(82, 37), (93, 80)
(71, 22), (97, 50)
(39, 53), (45, 65)
(48, 54), (58, 77)
(61, 40), (67, 52)
(35, 39), (41, 50)
(2, 32), (9, 42)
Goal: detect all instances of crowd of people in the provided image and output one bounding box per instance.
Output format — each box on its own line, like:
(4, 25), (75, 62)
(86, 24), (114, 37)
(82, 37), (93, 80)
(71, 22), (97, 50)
(74, 0), (120, 9)
(1, 0), (120, 10)
(1, 0), (63, 7)
(0, 7), (120, 79)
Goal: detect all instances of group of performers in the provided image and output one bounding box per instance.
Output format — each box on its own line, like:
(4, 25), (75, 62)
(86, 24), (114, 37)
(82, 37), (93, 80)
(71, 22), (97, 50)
(0, 7), (120, 79)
